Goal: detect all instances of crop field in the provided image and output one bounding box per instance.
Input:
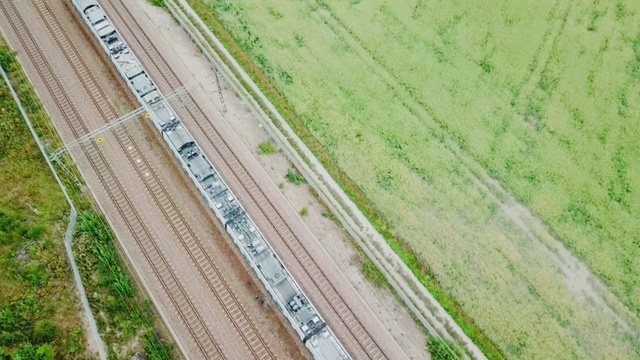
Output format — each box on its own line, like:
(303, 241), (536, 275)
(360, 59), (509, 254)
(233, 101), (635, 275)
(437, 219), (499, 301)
(188, 0), (640, 358)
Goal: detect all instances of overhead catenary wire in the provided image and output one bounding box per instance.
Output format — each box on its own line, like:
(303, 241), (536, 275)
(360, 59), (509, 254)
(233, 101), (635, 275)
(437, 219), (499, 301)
(49, 73), (216, 161)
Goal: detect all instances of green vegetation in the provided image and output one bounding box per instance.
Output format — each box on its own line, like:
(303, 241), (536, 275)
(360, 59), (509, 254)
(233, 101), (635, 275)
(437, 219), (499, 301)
(0, 46), (86, 358)
(149, 0), (165, 7)
(427, 336), (460, 360)
(185, 0), (640, 358)
(285, 168), (306, 185)
(257, 139), (278, 154)
(360, 259), (387, 288)
(74, 212), (173, 359)
(299, 207), (308, 216)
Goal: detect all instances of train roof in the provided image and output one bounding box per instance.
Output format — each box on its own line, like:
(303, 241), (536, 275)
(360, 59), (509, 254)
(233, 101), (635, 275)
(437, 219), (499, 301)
(85, 6), (106, 25)
(165, 125), (193, 152)
(130, 73), (155, 96)
(75, 0), (98, 13)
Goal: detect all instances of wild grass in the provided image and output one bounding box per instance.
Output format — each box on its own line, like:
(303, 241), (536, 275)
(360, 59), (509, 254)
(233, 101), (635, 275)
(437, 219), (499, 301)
(188, 0), (640, 358)
(0, 44), (83, 195)
(75, 211), (174, 359)
(257, 139), (278, 154)
(149, 0), (165, 7)
(360, 259), (387, 289)
(0, 45), (86, 358)
(285, 168), (306, 185)
(427, 336), (460, 360)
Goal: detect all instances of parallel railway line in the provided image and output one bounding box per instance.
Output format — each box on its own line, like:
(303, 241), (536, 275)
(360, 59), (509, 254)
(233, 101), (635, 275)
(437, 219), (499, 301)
(33, 1), (279, 358)
(105, 1), (390, 358)
(0, 1), (223, 358)
(0, 0), (280, 358)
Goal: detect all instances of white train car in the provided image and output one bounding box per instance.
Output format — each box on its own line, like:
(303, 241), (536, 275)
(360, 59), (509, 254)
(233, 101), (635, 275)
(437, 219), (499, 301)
(71, 1), (350, 359)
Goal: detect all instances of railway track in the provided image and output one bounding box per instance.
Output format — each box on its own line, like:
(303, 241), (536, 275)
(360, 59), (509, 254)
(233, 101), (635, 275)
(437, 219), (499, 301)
(33, 0), (275, 360)
(0, 1), (225, 358)
(32, 1), (280, 359)
(0, 1), (223, 358)
(105, 1), (390, 359)
(0, 0), (276, 358)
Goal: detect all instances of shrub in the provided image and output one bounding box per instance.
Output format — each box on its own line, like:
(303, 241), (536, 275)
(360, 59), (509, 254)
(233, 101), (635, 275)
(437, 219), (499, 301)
(33, 321), (57, 344)
(361, 260), (387, 288)
(26, 226), (45, 241)
(285, 169), (306, 185)
(35, 344), (55, 360)
(24, 265), (48, 288)
(258, 140), (277, 154)
(299, 207), (308, 216)
(427, 336), (460, 360)
(12, 343), (37, 360)
(0, 305), (30, 346)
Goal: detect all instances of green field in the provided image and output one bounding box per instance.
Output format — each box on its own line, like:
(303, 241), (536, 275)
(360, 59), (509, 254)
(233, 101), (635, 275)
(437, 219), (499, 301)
(187, 0), (640, 358)
(1, 46), (87, 358)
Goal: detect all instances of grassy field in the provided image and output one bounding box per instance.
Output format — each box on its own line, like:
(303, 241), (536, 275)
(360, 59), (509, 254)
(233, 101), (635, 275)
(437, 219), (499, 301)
(0, 45), (87, 358)
(186, 0), (640, 358)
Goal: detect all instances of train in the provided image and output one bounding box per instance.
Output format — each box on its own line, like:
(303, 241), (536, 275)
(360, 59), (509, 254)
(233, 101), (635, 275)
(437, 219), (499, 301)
(71, 0), (351, 359)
